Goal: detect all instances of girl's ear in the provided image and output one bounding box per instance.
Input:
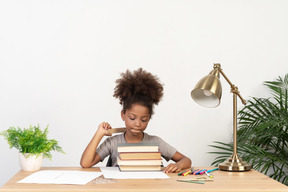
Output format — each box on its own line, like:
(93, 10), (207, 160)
(121, 110), (125, 121)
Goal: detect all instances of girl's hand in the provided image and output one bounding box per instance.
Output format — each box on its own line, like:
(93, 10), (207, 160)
(164, 163), (182, 173)
(96, 122), (112, 137)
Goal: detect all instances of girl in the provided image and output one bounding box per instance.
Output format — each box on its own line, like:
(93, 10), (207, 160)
(80, 68), (191, 173)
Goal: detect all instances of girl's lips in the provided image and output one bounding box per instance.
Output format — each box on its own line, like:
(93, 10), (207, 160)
(131, 128), (141, 132)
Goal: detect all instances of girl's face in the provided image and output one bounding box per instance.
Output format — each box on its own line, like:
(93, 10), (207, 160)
(121, 103), (151, 136)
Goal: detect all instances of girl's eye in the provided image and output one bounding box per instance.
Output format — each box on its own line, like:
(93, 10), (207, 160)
(142, 119), (147, 122)
(129, 117), (135, 120)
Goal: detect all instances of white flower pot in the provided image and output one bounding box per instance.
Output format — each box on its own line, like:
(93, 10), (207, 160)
(19, 153), (43, 171)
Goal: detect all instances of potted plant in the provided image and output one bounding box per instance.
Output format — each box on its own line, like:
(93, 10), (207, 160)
(209, 74), (288, 185)
(0, 124), (64, 171)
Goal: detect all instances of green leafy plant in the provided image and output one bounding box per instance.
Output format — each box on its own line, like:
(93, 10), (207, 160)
(209, 74), (288, 185)
(0, 125), (65, 159)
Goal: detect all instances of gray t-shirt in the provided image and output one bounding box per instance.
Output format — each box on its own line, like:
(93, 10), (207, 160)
(96, 132), (177, 167)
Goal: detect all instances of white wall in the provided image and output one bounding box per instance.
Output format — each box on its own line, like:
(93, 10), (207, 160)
(1, 0), (288, 187)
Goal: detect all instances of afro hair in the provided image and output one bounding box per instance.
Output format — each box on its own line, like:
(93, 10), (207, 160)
(113, 68), (164, 116)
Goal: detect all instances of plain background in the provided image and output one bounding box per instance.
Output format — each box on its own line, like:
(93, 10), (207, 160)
(1, 0), (288, 187)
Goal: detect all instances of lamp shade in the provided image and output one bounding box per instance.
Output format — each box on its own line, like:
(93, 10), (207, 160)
(191, 68), (222, 108)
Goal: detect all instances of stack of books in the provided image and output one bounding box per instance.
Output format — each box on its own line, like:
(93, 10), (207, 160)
(117, 143), (162, 171)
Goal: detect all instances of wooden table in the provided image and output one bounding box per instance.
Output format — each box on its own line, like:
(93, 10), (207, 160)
(1, 167), (287, 192)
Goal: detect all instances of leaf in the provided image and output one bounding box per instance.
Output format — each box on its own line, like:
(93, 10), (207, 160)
(0, 125), (65, 160)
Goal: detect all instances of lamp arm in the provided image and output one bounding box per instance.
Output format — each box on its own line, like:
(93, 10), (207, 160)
(215, 64), (247, 105)
(214, 64), (246, 156)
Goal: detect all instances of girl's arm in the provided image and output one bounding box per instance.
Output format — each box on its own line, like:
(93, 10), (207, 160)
(164, 152), (192, 173)
(80, 122), (112, 168)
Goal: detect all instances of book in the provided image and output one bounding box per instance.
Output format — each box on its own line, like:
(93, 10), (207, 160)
(119, 152), (161, 160)
(117, 157), (162, 166)
(117, 143), (159, 153)
(118, 165), (161, 171)
(117, 143), (162, 172)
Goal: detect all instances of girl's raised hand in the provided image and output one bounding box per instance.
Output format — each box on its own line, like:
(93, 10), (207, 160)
(96, 122), (112, 137)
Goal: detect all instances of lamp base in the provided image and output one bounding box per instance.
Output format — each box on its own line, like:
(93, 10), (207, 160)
(219, 153), (252, 172)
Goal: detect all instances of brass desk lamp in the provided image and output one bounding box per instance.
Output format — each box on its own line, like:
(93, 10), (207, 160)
(191, 63), (252, 171)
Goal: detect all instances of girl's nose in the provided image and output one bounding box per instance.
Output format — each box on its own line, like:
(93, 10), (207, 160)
(135, 119), (141, 127)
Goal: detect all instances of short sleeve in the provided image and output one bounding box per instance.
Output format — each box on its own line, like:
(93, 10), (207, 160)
(96, 137), (112, 161)
(157, 137), (177, 161)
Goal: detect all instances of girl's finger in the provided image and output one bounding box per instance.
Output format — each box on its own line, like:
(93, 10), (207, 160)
(164, 164), (173, 173)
